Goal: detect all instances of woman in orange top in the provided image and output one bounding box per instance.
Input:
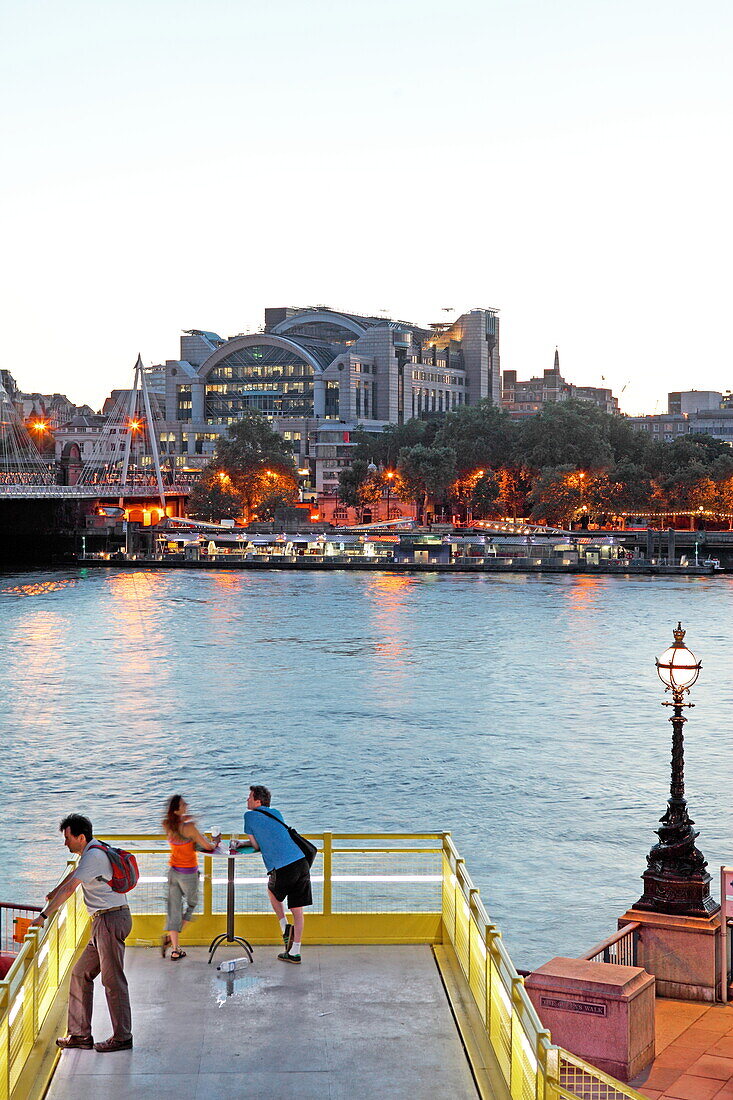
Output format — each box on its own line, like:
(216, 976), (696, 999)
(162, 795), (220, 960)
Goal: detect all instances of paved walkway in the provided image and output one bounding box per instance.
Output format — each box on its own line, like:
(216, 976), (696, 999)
(632, 1000), (733, 1100)
(46, 944), (478, 1100)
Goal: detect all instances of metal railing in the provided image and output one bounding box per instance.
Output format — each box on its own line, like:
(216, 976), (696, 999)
(0, 834), (649, 1100)
(441, 836), (648, 1100)
(0, 484), (192, 499)
(580, 923), (640, 967)
(0, 868), (88, 1099)
(0, 905), (43, 959)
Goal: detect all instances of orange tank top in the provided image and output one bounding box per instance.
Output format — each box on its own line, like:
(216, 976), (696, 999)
(168, 831), (198, 871)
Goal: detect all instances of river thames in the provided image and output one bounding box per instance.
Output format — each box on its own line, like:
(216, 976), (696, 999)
(1, 567), (732, 969)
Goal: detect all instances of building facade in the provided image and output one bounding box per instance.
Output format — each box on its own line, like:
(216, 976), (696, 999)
(152, 305), (501, 477)
(501, 350), (619, 418)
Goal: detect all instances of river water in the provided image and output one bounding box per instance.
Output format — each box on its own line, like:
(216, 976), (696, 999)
(1, 566), (731, 969)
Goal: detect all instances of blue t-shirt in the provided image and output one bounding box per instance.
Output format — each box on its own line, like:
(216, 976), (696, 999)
(244, 807), (303, 872)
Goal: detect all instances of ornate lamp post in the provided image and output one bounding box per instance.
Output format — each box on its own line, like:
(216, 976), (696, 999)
(635, 623), (719, 917)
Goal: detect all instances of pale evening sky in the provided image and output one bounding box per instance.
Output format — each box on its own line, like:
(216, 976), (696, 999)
(1, 0), (732, 416)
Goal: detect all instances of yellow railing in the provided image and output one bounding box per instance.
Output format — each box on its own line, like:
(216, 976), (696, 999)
(440, 834), (648, 1100)
(0, 832), (650, 1100)
(0, 864), (88, 1100)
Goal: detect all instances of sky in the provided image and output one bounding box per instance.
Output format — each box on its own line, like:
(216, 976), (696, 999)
(2, 0), (732, 415)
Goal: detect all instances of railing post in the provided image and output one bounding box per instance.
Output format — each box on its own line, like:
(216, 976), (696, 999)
(536, 1032), (559, 1100)
(322, 832), (332, 917)
(203, 854), (213, 917)
(510, 975), (525, 1094)
(454, 858), (464, 943)
(468, 887), (479, 973)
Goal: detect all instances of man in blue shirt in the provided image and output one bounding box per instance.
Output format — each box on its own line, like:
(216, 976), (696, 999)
(242, 784), (312, 964)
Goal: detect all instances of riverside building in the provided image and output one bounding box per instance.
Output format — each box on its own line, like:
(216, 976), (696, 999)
(151, 305), (501, 482)
(501, 349), (619, 418)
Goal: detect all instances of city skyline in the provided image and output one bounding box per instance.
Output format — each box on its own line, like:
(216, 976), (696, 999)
(2, 0), (732, 415)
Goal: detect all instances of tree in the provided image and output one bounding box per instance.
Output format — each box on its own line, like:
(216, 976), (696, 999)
(397, 444), (457, 521)
(187, 470), (243, 520)
(515, 400), (614, 472)
(347, 419), (440, 470)
(468, 471), (502, 518)
(526, 466), (614, 527)
(435, 401), (515, 474)
(212, 412), (298, 521)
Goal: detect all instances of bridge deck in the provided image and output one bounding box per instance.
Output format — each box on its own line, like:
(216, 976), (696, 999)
(45, 944), (478, 1100)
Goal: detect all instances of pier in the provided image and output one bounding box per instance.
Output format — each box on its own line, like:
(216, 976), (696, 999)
(0, 832), (649, 1100)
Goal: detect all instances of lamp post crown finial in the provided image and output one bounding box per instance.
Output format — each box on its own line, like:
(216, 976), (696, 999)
(673, 622), (686, 646)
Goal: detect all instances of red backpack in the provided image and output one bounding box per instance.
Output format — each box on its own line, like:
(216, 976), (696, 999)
(88, 840), (139, 894)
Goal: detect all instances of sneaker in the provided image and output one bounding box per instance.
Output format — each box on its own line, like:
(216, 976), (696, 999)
(56, 1035), (94, 1050)
(278, 951), (301, 965)
(282, 923), (295, 952)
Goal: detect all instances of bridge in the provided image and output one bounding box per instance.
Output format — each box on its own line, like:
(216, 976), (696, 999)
(0, 357), (190, 508)
(0, 483), (192, 499)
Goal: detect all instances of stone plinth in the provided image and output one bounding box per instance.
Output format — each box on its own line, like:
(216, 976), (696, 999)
(619, 908), (721, 1002)
(525, 957), (655, 1082)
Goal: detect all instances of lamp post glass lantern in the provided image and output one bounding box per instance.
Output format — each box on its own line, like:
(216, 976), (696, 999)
(636, 623), (719, 917)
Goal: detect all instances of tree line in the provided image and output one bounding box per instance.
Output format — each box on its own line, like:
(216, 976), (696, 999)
(186, 402), (733, 527)
(338, 400), (733, 526)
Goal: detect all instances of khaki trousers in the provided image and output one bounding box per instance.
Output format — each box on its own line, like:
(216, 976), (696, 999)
(68, 907), (132, 1041)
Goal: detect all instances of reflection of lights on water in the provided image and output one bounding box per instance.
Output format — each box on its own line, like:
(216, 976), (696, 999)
(565, 574), (602, 611)
(2, 579), (78, 597)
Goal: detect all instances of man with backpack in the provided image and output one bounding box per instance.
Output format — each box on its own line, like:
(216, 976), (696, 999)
(240, 785), (313, 965)
(31, 814), (135, 1052)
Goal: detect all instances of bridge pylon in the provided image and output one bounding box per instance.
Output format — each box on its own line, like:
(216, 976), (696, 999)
(77, 355), (167, 509)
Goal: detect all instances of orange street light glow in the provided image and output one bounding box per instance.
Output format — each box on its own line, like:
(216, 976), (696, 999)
(129, 420), (141, 431)
(32, 420), (47, 432)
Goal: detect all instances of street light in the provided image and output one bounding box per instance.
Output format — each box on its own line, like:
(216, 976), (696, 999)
(636, 623), (719, 916)
(385, 470), (395, 520)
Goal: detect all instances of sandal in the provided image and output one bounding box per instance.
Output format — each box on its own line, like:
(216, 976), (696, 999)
(170, 949), (186, 960)
(160, 935), (171, 958)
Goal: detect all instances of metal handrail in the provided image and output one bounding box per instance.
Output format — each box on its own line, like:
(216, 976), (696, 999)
(581, 922), (640, 965)
(440, 833), (648, 1100)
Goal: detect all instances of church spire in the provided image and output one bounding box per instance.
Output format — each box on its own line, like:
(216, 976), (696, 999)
(553, 346), (560, 373)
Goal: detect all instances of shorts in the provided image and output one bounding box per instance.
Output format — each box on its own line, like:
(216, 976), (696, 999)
(268, 857), (312, 908)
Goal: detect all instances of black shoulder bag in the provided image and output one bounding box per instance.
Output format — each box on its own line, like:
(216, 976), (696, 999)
(254, 808), (318, 867)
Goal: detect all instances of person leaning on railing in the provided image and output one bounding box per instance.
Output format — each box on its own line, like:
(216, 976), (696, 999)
(161, 795), (220, 960)
(30, 814), (133, 1054)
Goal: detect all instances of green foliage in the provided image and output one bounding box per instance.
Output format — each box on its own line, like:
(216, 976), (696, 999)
(187, 472), (243, 520)
(470, 471), (502, 517)
(256, 487), (299, 521)
(215, 410), (295, 472)
(434, 401), (514, 474)
(397, 444), (457, 518)
(211, 411), (298, 519)
(339, 400), (733, 523)
(516, 400), (614, 471)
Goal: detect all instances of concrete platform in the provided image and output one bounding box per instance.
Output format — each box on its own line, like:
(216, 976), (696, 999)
(46, 944), (479, 1099)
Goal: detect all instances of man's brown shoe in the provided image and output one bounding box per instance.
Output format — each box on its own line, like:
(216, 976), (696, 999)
(94, 1038), (133, 1053)
(56, 1035), (94, 1050)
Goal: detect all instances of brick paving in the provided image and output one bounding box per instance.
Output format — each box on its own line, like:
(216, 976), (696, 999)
(632, 1001), (733, 1100)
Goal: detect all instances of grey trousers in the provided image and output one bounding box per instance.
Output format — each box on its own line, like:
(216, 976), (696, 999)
(165, 868), (199, 932)
(68, 906), (132, 1041)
